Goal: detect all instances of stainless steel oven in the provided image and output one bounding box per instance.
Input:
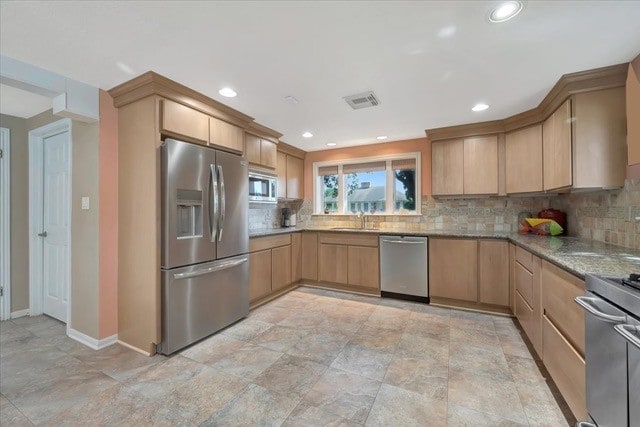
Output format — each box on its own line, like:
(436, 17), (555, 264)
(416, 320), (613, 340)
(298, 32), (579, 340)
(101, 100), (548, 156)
(575, 274), (640, 427)
(249, 170), (277, 203)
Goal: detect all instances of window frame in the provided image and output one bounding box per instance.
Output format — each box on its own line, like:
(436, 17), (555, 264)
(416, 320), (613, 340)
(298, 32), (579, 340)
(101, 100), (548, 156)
(313, 152), (421, 215)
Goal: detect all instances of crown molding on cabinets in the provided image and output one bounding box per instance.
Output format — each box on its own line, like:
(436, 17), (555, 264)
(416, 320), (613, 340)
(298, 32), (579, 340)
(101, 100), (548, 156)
(277, 141), (306, 159)
(245, 121), (283, 144)
(425, 63), (629, 141)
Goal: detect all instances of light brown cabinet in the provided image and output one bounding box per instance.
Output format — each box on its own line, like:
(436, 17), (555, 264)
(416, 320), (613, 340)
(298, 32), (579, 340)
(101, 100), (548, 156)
(291, 232), (302, 283)
(478, 240), (509, 306)
(505, 125), (543, 194)
(431, 139), (464, 196)
(514, 246), (542, 357)
(463, 136), (499, 195)
(209, 117), (244, 153)
(246, 133), (277, 169)
(316, 233), (379, 292)
(429, 238), (478, 301)
(301, 232), (318, 281)
(543, 99), (573, 191)
(276, 151), (304, 200)
(161, 99), (209, 144)
(248, 234), (294, 304)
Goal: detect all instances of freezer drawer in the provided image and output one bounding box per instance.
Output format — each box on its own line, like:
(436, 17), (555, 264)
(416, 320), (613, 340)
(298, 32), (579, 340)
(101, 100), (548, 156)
(160, 255), (249, 354)
(380, 235), (428, 300)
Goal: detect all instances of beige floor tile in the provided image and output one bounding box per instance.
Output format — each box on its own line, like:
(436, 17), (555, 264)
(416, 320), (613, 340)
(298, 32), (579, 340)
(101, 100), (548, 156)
(499, 333), (534, 359)
(331, 344), (393, 381)
(254, 354), (328, 400)
(249, 305), (297, 324)
(282, 402), (361, 427)
(447, 403), (528, 426)
(210, 342), (283, 380)
(449, 341), (512, 381)
(302, 367), (380, 424)
(221, 318), (273, 341)
(448, 369), (528, 424)
(505, 354), (549, 384)
(0, 394), (33, 426)
(350, 325), (402, 354)
(450, 325), (502, 352)
(405, 317), (451, 340)
(252, 325), (308, 352)
(277, 310), (331, 331)
(70, 343), (166, 381)
(395, 332), (450, 363)
(384, 356), (448, 400)
(286, 331), (350, 365)
(180, 333), (246, 365)
(204, 383), (300, 426)
(365, 383), (447, 427)
(516, 380), (570, 426)
(270, 294), (313, 310)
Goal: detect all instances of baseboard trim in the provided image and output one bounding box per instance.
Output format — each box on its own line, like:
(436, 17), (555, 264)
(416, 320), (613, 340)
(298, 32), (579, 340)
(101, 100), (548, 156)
(10, 309), (29, 319)
(67, 328), (118, 350)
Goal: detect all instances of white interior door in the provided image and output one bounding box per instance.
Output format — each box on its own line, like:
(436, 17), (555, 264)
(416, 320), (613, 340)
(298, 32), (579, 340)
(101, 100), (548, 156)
(41, 130), (70, 322)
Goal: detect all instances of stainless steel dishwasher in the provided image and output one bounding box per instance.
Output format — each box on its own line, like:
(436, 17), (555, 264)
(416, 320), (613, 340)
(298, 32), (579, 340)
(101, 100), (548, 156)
(380, 235), (429, 303)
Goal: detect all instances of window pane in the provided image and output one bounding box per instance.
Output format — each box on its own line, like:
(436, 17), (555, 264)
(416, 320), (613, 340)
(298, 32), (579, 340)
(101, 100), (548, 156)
(346, 170), (386, 213)
(394, 164), (416, 212)
(321, 173), (339, 213)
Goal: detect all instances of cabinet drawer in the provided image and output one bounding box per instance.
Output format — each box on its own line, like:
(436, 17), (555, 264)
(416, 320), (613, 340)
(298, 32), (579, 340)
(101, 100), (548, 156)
(250, 234), (292, 252)
(161, 99), (209, 144)
(542, 315), (587, 420)
(318, 232), (378, 247)
(515, 245), (533, 271)
(515, 290), (538, 356)
(515, 261), (534, 307)
(541, 260), (585, 355)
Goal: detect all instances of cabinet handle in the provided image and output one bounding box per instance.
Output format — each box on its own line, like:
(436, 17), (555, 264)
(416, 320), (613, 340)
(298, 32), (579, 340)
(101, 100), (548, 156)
(614, 324), (640, 350)
(574, 296), (626, 323)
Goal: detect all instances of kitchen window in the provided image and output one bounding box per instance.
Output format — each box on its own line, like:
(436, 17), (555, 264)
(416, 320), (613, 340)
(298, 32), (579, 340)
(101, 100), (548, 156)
(313, 153), (420, 215)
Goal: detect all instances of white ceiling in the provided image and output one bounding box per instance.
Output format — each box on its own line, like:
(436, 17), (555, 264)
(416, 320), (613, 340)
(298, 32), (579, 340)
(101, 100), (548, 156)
(1, 1), (639, 151)
(0, 83), (52, 119)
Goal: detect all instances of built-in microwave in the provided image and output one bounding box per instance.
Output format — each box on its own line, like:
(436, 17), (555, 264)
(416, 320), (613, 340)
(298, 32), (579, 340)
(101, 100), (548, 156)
(249, 171), (277, 203)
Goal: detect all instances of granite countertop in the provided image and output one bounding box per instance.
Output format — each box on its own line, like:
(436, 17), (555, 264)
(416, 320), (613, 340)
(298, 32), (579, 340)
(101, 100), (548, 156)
(249, 227), (639, 279)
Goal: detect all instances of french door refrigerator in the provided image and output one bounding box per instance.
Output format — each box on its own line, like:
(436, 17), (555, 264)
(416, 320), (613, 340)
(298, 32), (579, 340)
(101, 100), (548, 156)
(160, 138), (249, 355)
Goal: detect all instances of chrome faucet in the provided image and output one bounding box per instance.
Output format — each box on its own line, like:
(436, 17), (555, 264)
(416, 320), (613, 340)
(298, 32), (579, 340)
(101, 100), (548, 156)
(357, 210), (367, 229)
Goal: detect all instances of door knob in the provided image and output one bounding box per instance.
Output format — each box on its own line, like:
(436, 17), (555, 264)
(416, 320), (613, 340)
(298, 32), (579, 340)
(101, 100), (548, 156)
(37, 231), (47, 238)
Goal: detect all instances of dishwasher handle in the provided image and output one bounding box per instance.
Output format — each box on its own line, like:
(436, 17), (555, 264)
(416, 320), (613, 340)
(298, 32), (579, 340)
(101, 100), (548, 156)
(575, 296), (627, 323)
(614, 324), (640, 350)
(381, 238), (426, 245)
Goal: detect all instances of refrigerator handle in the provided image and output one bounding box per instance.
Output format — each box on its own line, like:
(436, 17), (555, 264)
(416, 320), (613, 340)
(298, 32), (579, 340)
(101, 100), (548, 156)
(210, 164), (219, 242)
(217, 164), (226, 242)
(173, 257), (248, 279)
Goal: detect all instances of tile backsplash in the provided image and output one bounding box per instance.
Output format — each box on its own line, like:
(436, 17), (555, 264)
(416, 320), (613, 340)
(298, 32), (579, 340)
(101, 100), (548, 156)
(296, 178), (640, 250)
(249, 200), (303, 231)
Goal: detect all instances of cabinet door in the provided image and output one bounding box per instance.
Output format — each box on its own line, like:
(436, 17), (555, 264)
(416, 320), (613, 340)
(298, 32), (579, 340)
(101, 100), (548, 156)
(318, 244), (348, 285)
(431, 139), (464, 196)
(276, 151), (287, 199)
(347, 246), (379, 290)
(428, 238), (478, 301)
(514, 253), (542, 356)
(543, 99), (572, 191)
(286, 156), (304, 199)
(291, 233), (302, 283)
(209, 117), (243, 153)
(249, 249), (272, 302)
(245, 133), (261, 165)
(260, 140), (277, 169)
(161, 99), (209, 144)
(463, 136), (498, 195)
(272, 245), (292, 292)
(301, 232), (318, 281)
(478, 240), (509, 306)
(505, 125), (543, 193)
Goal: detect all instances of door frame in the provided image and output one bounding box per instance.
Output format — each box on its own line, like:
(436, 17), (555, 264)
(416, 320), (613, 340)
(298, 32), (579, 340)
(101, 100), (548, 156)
(0, 127), (10, 321)
(28, 118), (72, 325)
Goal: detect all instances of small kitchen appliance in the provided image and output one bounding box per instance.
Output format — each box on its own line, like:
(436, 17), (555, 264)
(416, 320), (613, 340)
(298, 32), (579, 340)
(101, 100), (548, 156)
(281, 207), (291, 227)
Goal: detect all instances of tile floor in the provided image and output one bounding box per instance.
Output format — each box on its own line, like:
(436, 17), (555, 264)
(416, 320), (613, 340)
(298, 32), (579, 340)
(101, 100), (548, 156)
(0, 286), (572, 426)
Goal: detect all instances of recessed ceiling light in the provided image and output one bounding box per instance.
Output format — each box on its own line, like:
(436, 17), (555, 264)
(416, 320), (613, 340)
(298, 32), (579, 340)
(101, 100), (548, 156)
(376, 136), (388, 140)
(218, 87), (237, 98)
(489, 1), (523, 23)
(326, 142), (337, 146)
(302, 131), (313, 138)
(472, 103), (489, 112)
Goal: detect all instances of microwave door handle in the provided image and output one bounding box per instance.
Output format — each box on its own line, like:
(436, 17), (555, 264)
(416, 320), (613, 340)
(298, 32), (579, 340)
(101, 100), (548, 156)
(575, 296), (626, 323)
(217, 164), (225, 242)
(614, 324), (640, 350)
(209, 164), (218, 243)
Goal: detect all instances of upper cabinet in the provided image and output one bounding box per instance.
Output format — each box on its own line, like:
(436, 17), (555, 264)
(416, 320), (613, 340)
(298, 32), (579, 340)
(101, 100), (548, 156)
(543, 99), (573, 191)
(209, 117), (244, 153)
(506, 125), (543, 194)
(275, 142), (305, 200)
(161, 99), (209, 144)
(245, 132), (277, 169)
(432, 136), (498, 196)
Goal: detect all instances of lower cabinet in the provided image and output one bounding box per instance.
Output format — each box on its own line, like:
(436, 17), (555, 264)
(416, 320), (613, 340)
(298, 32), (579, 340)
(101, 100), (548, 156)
(249, 233), (298, 304)
(291, 232), (302, 283)
(514, 247), (542, 356)
(316, 233), (380, 292)
(429, 238), (509, 308)
(301, 232), (318, 281)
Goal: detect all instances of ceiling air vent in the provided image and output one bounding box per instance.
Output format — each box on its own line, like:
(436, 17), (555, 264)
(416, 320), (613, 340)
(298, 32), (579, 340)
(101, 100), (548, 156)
(343, 91), (380, 110)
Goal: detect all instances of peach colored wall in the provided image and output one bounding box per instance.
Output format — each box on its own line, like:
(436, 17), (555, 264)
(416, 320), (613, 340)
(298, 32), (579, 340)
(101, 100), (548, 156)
(98, 90), (118, 339)
(627, 56), (640, 179)
(303, 137), (432, 200)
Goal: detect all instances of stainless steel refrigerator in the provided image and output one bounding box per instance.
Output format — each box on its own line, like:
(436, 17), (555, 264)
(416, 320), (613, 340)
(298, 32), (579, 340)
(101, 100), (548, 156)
(159, 138), (249, 355)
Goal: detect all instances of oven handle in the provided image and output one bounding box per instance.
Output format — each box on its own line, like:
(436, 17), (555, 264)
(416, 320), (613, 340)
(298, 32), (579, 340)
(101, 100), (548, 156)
(574, 296), (626, 323)
(614, 324), (640, 350)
